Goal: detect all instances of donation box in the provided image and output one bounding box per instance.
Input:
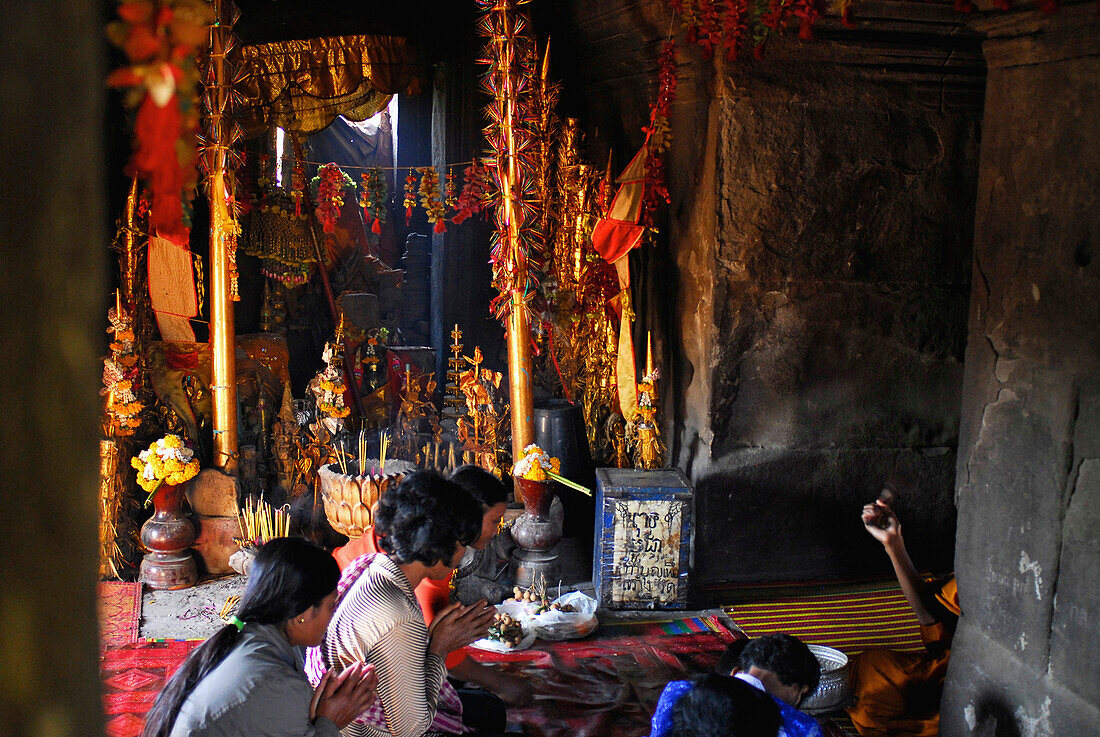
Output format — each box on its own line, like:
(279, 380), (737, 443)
(593, 468), (694, 610)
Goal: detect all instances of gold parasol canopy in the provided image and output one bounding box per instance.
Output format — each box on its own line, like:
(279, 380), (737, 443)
(235, 34), (423, 137)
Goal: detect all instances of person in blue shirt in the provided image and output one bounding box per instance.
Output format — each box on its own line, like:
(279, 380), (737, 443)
(663, 674), (781, 737)
(650, 635), (823, 737)
(721, 635), (823, 737)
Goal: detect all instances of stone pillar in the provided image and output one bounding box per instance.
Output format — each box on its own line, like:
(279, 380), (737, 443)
(941, 6), (1100, 734)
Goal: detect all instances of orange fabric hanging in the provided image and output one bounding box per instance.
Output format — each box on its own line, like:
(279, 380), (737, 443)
(592, 144), (650, 420)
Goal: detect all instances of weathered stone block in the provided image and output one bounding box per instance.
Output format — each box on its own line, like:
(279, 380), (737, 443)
(189, 514), (241, 576)
(1049, 458), (1100, 705)
(942, 621), (1100, 737)
(186, 468), (239, 518)
(953, 368), (1074, 669)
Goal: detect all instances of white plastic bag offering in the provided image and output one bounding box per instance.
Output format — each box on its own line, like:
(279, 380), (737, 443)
(469, 600), (538, 652)
(529, 590), (599, 641)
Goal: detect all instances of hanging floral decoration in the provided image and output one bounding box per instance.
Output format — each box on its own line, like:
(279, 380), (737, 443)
(403, 171), (418, 225)
(451, 163), (495, 224)
(445, 168), (459, 210)
(102, 303), (144, 437)
(477, 0), (546, 321)
(360, 169), (388, 234)
(311, 163), (357, 235)
(106, 0), (214, 246)
(290, 160), (306, 218)
(668, 0), (825, 60)
(418, 167), (449, 233)
(246, 185), (315, 288)
(641, 41), (678, 228)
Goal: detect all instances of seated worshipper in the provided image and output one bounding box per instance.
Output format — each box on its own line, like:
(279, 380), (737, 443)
(142, 537), (378, 737)
(333, 465), (528, 709)
(717, 635), (823, 737)
(667, 674), (782, 737)
(845, 497), (959, 737)
(315, 471), (499, 737)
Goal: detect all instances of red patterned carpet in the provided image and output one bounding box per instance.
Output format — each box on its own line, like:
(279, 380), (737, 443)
(469, 615), (739, 737)
(100, 640), (201, 737)
(97, 581), (142, 648)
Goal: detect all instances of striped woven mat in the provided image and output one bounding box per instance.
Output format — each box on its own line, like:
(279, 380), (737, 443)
(724, 582), (925, 655)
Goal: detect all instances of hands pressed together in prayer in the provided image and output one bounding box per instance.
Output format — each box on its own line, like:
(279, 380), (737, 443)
(428, 599), (497, 658)
(310, 661), (379, 729)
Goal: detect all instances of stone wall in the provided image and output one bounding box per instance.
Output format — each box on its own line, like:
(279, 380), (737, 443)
(549, 0), (984, 590)
(941, 6), (1100, 734)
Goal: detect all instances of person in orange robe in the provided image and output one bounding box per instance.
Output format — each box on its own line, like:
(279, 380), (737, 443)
(333, 465), (530, 705)
(846, 498), (961, 737)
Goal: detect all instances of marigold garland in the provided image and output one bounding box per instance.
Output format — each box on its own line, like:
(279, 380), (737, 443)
(131, 434), (200, 499)
(445, 168), (459, 210)
(403, 171), (418, 225)
(418, 167), (448, 233)
(102, 304), (144, 437)
(360, 169), (388, 234)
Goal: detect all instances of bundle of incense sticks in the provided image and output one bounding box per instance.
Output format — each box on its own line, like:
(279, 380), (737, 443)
(237, 496), (291, 546)
(379, 431), (390, 475)
(358, 428), (368, 477)
(335, 443), (350, 475)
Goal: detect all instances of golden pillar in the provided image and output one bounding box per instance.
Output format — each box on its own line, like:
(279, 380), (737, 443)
(207, 0), (238, 472)
(487, 0), (536, 461)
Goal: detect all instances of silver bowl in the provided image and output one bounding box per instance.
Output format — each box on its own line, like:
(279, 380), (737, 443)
(799, 644), (852, 714)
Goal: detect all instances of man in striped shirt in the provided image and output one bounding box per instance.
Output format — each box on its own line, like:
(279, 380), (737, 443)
(319, 472), (498, 736)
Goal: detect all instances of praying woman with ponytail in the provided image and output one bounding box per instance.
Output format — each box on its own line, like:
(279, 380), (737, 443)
(142, 537), (378, 737)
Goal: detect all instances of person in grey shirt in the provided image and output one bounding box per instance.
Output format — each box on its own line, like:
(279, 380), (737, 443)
(142, 537), (377, 737)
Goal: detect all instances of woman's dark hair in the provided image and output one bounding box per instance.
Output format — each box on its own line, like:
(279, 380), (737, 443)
(671, 674), (781, 737)
(739, 633), (821, 693)
(141, 538), (339, 737)
(375, 470), (482, 566)
(448, 464), (509, 507)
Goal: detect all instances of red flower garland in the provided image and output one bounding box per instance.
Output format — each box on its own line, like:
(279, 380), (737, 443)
(721, 0), (752, 60)
(452, 163), (494, 224)
(403, 171), (417, 225)
(314, 163), (347, 235)
(641, 41), (679, 228)
(106, 1), (213, 245)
